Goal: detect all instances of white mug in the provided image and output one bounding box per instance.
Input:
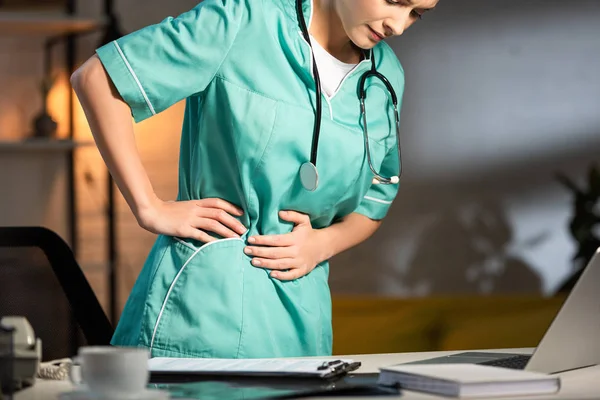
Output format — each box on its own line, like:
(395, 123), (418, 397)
(70, 346), (150, 397)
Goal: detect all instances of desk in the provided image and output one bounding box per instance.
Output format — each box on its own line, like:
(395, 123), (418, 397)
(14, 348), (600, 400)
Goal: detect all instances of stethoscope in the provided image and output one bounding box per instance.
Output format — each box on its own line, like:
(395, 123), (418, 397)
(296, 0), (403, 192)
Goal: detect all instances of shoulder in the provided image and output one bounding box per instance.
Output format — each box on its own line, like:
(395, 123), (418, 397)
(376, 42), (404, 81)
(371, 41), (405, 100)
(207, 0), (293, 38)
(263, 0), (297, 22)
(174, 0), (261, 31)
(192, 0), (251, 24)
(258, 0), (311, 38)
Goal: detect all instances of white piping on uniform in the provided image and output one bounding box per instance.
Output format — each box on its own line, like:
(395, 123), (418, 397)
(328, 49), (373, 101)
(114, 41), (156, 116)
(149, 237), (244, 353)
(298, 0), (373, 120)
(299, 0), (334, 121)
(364, 195), (393, 205)
(324, 96), (333, 120)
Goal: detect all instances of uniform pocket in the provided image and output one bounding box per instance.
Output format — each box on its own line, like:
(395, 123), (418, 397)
(149, 237), (246, 358)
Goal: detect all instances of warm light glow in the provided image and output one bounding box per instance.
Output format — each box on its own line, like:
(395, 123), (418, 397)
(0, 106), (23, 141)
(135, 102), (185, 154)
(46, 71), (70, 139)
(47, 67), (185, 218)
(47, 69), (185, 147)
(46, 69), (104, 140)
(42, 62), (97, 141)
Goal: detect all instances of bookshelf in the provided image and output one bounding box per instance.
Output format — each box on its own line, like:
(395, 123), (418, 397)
(0, 6), (101, 254)
(0, 0), (120, 323)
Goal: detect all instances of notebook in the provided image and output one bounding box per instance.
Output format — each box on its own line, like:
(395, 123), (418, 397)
(377, 363), (560, 398)
(148, 357), (361, 380)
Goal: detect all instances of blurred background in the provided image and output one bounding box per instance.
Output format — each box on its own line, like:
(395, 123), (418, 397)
(0, 0), (598, 356)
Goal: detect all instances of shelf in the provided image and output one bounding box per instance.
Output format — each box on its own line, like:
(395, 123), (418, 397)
(0, 11), (104, 35)
(0, 138), (94, 152)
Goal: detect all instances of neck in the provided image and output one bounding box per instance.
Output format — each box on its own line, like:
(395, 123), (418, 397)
(308, 0), (361, 64)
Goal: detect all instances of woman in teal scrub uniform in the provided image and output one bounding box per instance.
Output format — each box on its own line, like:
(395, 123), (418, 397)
(71, 0), (438, 359)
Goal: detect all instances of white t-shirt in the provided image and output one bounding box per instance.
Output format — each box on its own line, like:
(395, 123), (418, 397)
(310, 35), (357, 98)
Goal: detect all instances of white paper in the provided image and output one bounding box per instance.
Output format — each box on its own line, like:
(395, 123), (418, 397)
(148, 357), (356, 377)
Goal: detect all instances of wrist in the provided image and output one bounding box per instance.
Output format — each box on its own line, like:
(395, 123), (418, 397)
(314, 227), (336, 264)
(132, 192), (161, 225)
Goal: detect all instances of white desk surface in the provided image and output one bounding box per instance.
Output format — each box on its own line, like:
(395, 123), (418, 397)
(14, 348), (600, 400)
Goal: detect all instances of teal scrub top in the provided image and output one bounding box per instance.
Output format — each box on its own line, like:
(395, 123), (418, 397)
(96, 0), (405, 359)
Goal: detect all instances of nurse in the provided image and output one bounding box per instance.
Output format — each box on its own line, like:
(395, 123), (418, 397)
(71, 0), (438, 359)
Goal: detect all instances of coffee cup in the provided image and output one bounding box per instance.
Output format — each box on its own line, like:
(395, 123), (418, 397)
(70, 346), (149, 397)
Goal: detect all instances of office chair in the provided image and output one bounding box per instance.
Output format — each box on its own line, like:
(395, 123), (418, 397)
(0, 226), (113, 361)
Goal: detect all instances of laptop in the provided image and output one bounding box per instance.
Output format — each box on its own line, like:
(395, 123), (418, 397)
(402, 247), (600, 374)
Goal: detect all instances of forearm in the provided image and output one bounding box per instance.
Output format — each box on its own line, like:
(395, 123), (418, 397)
(316, 213), (382, 263)
(71, 55), (157, 220)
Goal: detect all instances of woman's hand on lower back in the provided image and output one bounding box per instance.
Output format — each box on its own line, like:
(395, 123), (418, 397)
(136, 197), (247, 243)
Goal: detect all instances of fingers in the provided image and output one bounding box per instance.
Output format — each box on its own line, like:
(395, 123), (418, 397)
(278, 210), (310, 225)
(194, 217), (243, 239)
(183, 228), (218, 244)
(244, 245), (293, 260)
(250, 257), (295, 270)
(248, 233), (295, 246)
(248, 255), (310, 281)
(269, 269), (303, 281)
(199, 198), (244, 216)
(198, 207), (247, 236)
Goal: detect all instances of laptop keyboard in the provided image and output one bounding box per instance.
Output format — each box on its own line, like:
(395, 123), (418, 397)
(479, 355), (531, 370)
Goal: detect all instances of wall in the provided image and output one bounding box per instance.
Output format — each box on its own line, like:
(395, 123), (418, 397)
(1, 0), (598, 318)
(331, 0), (600, 296)
(0, 0), (199, 312)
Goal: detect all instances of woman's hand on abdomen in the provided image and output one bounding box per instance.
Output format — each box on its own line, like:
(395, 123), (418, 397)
(137, 197), (247, 243)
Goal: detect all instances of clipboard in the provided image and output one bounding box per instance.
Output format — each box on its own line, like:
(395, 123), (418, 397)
(149, 373), (401, 399)
(148, 357), (362, 382)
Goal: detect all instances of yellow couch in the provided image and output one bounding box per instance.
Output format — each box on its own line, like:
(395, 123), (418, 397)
(331, 295), (567, 355)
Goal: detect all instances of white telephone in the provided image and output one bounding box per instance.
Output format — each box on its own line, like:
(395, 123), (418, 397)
(0, 316), (42, 390)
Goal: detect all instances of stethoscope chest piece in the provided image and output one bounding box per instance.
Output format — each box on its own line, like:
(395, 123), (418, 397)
(299, 162), (319, 191)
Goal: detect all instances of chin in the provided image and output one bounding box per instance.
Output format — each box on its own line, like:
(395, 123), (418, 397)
(350, 35), (376, 50)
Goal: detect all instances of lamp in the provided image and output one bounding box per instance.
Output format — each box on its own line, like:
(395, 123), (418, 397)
(30, 37), (60, 139)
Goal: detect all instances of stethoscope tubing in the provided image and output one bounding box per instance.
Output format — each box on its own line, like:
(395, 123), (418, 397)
(295, 0), (402, 190)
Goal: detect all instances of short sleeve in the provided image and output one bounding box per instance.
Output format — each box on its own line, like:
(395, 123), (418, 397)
(95, 0), (244, 123)
(354, 145), (401, 220)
